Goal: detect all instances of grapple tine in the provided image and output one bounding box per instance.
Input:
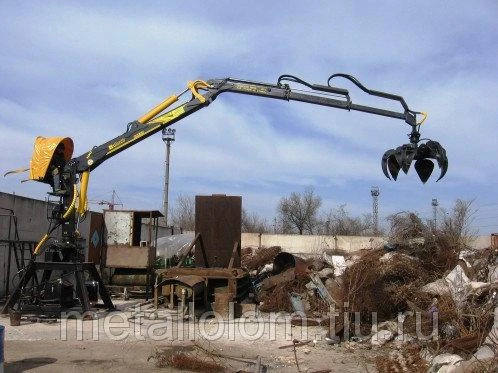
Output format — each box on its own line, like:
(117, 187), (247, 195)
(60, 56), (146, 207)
(381, 149), (395, 179)
(394, 148), (404, 174)
(393, 144), (416, 175)
(388, 155), (401, 180)
(381, 155), (391, 180)
(426, 141), (448, 182)
(436, 156), (448, 181)
(414, 158), (434, 183)
(437, 146), (448, 181)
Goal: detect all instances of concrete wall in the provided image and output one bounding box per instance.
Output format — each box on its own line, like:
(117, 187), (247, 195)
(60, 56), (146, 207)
(241, 233), (387, 256)
(1, 192), (55, 242)
(241, 232), (492, 257)
(470, 235), (491, 250)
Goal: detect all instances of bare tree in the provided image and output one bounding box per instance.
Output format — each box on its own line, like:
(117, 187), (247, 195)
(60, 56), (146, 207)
(242, 209), (270, 233)
(439, 199), (476, 247)
(324, 204), (373, 236)
(386, 199), (476, 248)
(171, 194), (195, 231)
(277, 187), (322, 235)
(387, 211), (427, 243)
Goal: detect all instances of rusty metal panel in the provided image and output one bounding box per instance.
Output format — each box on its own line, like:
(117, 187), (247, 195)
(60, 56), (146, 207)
(195, 195), (241, 268)
(156, 267), (251, 303)
(111, 274), (150, 286)
(105, 245), (155, 268)
(157, 267), (247, 279)
(104, 211), (134, 245)
(87, 212), (104, 264)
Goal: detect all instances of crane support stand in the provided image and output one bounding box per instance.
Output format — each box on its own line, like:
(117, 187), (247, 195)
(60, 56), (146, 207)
(1, 258), (114, 316)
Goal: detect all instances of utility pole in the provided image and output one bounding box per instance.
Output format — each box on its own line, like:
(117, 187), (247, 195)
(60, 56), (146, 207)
(162, 128), (176, 226)
(371, 186), (380, 236)
(432, 198), (439, 229)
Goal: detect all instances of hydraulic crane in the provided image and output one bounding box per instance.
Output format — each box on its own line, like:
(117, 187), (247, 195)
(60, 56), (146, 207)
(2, 73), (448, 314)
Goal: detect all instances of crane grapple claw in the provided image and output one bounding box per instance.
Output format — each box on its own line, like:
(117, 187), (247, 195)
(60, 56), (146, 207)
(381, 140), (448, 183)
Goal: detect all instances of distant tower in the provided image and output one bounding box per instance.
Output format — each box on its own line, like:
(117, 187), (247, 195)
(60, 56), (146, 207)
(162, 127), (176, 226)
(432, 198), (439, 229)
(371, 186), (380, 235)
(98, 190), (123, 211)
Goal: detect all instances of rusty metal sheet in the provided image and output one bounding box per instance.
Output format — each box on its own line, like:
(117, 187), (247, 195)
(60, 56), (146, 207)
(157, 267), (247, 279)
(309, 272), (337, 306)
(105, 245), (156, 268)
(161, 274), (205, 288)
(160, 275), (206, 299)
(195, 195), (241, 268)
(260, 268), (295, 291)
(87, 212), (104, 264)
(111, 274), (150, 286)
(156, 267), (251, 303)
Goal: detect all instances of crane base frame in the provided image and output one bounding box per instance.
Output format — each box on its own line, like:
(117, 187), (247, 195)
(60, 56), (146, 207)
(1, 260), (115, 315)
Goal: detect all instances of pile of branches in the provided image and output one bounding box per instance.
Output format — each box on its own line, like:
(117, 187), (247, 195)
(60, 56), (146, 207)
(341, 202), (497, 359)
(342, 249), (431, 322)
(259, 277), (308, 313)
(242, 245), (282, 272)
(375, 345), (428, 373)
(149, 346), (225, 372)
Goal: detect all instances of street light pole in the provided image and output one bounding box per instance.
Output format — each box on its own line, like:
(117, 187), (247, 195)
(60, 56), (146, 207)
(432, 198), (439, 229)
(162, 128), (176, 226)
(371, 186), (380, 236)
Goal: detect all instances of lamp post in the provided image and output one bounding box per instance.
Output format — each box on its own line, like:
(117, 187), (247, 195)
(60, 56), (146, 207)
(162, 128), (175, 226)
(371, 186), (380, 236)
(431, 198), (439, 229)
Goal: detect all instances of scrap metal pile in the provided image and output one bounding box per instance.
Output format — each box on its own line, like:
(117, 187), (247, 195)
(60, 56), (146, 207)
(242, 233), (498, 372)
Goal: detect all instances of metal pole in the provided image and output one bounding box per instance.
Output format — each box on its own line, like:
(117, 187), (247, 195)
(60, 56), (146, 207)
(162, 128), (175, 226)
(371, 186), (380, 236)
(163, 142), (170, 225)
(432, 198), (438, 229)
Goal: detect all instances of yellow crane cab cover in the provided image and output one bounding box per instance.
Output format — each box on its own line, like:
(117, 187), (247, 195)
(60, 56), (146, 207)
(29, 136), (74, 182)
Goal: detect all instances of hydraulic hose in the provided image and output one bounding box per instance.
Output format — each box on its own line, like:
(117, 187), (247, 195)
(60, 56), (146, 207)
(33, 233), (49, 256)
(62, 184), (78, 220)
(77, 172), (89, 215)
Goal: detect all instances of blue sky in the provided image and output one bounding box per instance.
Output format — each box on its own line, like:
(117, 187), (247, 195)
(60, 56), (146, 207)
(1, 1), (497, 233)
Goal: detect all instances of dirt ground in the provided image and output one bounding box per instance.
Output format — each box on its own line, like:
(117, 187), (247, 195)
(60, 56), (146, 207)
(4, 339), (378, 373)
(1, 300), (379, 373)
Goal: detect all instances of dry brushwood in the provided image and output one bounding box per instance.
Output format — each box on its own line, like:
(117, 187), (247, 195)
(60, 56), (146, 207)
(342, 249), (431, 322)
(387, 200), (476, 277)
(259, 277), (307, 313)
(243, 245), (282, 272)
(395, 235), (460, 277)
(149, 347), (225, 372)
(241, 246), (253, 266)
(259, 273), (331, 316)
(374, 345), (428, 373)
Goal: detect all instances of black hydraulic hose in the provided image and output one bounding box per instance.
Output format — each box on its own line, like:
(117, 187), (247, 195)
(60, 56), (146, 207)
(327, 73), (410, 112)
